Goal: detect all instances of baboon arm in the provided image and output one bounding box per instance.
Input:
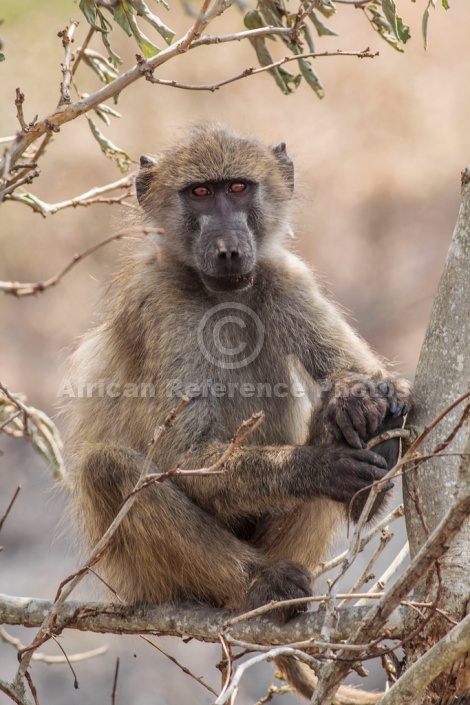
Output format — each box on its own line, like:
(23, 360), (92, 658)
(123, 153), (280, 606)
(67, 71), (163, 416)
(74, 444), (268, 606)
(172, 440), (385, 519)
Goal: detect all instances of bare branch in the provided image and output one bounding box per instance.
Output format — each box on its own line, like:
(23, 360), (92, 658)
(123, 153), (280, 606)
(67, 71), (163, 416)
(140, 636), (218, 696)
(0, 679), (32, 705)
(71, 25), (95, 77)
(0, 627), (107, 663)
(142, 49), (378, 92)
(15, 89), (27, 132)
(111, 658), (119, 705)
(1, 169), (40, 197)
(190, 25), (300, 48)
(58, 22), (79, 105)
(0, 225), (151, 297)
(5, 174), (133, 216)
(214, 648), (319, 705)
(377, 611), (470, 705)
(0, 486), (21, 533)
(311, 504), (405, 581)
(309, 473), (470, 704)
(0, 594), (404, 644)
(0, 385), (64, 486)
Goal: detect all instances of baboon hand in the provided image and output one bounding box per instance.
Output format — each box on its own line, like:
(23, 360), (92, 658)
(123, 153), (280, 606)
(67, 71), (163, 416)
(310, 444), (390, 505)
(325, 374), (412, 449)
(243, 561), (312, 625)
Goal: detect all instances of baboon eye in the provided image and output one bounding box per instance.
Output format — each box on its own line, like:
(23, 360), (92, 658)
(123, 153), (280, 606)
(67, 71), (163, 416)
(229, 182), (247, 193)
(192, 185), (210, 197)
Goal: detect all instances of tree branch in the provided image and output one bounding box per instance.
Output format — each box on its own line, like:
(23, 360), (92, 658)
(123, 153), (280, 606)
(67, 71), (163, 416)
(0, 594), (404, 644)
(0, 225), (152, 297)
(4, 174), (133, 216)
(376, 610), (470, 705)
(142, 49), (378, 92)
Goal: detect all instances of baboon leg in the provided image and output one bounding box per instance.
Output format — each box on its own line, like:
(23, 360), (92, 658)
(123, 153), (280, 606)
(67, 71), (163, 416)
(75, 444), (267, 607)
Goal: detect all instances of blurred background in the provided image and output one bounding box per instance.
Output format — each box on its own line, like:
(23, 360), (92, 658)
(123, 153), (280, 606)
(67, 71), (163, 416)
(1, 0), (469, 703)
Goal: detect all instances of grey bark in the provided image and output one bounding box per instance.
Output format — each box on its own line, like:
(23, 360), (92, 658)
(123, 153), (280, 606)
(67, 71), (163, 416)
(404, 165), (470, 579)
(0, 594), (403, 644)
(402, 166), (470, 702)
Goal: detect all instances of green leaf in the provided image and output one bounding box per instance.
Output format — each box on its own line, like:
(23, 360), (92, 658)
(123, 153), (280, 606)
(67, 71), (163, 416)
(422, 6), (430, 49)
(316, 0), (336, 19)
(94, 102), (122, 125)
(87, 118), (131, 172)
(396, 18), (410, 42)
(0, 52), (5, 62)
(258, 0), (284, 29)
(382, 0), (410, 43)
(98, 10), (123, 67)
(382, 0), (399, 38)
(302, 24), (316, 53)
(278, 66), (302, 89)
(309, 10), (338, 37)
(246, 30), (298, 95)
(442, 0), (450, 9)
(113, 1), (160, 56)
(131, 0), (175, 45)
(127, 11), (160, 56)
(366, 5), (405, 52)
(297, 57), (325, 99)
(79, 0), (101, 31)
(84, 51), (119, 84)
(244, 9), (264, 30)
(113, 2), (133, 36)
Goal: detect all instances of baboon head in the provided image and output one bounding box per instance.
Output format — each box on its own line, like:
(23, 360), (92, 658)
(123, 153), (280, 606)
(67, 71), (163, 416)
(135, 123), (294, 292)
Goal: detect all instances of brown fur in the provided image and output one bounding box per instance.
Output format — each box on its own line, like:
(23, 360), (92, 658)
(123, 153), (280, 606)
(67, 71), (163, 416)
(62, 124), (411, 700)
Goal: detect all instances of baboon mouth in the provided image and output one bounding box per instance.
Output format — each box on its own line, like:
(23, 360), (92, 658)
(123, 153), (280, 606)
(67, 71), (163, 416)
(200, 271), (255, 292)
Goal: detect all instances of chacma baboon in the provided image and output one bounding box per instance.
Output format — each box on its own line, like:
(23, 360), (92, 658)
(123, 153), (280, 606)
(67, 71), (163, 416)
(63, 123), (411, 701)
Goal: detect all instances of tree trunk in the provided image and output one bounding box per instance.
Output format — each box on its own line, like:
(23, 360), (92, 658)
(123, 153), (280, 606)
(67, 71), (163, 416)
(403, 166), (470, 703)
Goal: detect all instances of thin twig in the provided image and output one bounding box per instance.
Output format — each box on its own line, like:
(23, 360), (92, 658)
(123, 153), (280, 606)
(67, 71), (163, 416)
(111, 657), (119, 705)
(47, 633), (80, 688)
(0, 410), (22, 431)
(0, 226), (155, 297)
(1, 170), (40, 196)
(0, 626), (107, 663)
(218, 634), (233, 702)
(367, 428), (411, 449)
(214, 648), (319, 705)
(140, 636), (218, 696)
(0, 486), (21, 533)
(143, 48), (378, 92)
(337, 528), (392, 609)
(311, 504), (404, 581)
(72, 25), (95, 76)
(0, 679), (32, 705)
(190, 25), (299, 48)
(58, 22), (79, 105)
(15, 89), (27, 131)
(6, 174), (134, 216)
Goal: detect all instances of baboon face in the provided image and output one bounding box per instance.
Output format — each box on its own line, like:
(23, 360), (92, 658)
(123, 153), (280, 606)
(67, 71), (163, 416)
(179, 178), (257, 292)
(135, 124), (295, 293)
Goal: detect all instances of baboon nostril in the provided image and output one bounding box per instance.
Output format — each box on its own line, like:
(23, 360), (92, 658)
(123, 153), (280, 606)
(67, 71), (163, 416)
(216, 239), (240, 260)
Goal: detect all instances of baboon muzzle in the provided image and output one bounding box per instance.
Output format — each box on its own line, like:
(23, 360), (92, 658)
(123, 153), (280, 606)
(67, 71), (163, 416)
(197, 228), (256, 292)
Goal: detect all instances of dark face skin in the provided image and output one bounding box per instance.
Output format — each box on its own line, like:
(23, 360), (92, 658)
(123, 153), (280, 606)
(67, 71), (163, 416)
(180, 179), (258, 292)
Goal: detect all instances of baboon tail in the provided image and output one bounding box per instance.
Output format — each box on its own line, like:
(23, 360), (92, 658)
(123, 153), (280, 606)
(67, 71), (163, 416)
(275, 656), (383, 704)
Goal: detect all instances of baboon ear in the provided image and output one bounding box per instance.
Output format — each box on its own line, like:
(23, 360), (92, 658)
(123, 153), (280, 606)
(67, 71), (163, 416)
(135, 155), (158, 205)
(272, 142), (294, 194)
